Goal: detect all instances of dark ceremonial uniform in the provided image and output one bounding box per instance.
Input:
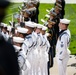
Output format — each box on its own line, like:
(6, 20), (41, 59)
(54, 0), (65, 19)
(0, 33), (19, 75)
(47, 28), (54, 75)
(52, 16), (60, 38)
(0, 0), (19, 75)
(31, 1), (40, 23)
(60, 0), (65, 19)
(35, 1), (40, 23)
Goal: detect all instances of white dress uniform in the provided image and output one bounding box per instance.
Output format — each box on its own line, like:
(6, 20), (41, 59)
(22, 34), (34, 75)
(40, 34), (49, 75)
(33, 24), (47, 75)
(13, 45), (27, 75)
(39, 26), (50, 75)
(43, 33), (50, 65)
(31, 31), (39, 75)
(13, 37), (27, 75)
(56, 29), (71, 75)
(25, 31), (38, 75)
(37, 33), (44, 75)
(22, 21), (37, 75)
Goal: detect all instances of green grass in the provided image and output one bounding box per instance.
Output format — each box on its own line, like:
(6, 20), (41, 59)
(39, 3), (54, 23)
(3, 3), (76, 55)
(64, 4), (76, 55)
(3, 3), (22, 24)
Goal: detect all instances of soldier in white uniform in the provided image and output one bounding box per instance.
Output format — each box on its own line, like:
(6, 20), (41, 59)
(34, 23), (43, 75)
(13, 37), (26, 75)
(30, 23), (40, 75)
(40, 25), (50, 75)
(56, 18), (71, 75)
(34, 24), (48, 75)
(14, 27), (32, 75)
(22, 21), (37, 75)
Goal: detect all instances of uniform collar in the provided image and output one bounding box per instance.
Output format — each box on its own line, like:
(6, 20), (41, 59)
(64, 29), (71, 38)
(59, 29), (67, 36)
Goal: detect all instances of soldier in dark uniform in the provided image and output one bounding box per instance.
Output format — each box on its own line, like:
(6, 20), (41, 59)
(46, 10), (60, 75)
(60, 0), (65, 19)
(54, 0), (65, 19)
(49, 10), (60, 57)
(22, 9), (31, 21)
(0, 0), (19, 75)
(47, 20), (56, 75)
(49, 10), (59, 38)
(35, 0), (40, 23)
(54, 6), (62, 19)
(27, 0), (40, 23)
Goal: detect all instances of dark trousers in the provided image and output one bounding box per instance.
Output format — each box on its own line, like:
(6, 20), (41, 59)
(47, 47), (54, 75)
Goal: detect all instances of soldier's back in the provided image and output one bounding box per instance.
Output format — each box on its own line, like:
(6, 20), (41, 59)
(0, 33), (19, 75)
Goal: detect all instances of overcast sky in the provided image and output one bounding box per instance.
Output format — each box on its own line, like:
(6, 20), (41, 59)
(9, 0), (76, 3)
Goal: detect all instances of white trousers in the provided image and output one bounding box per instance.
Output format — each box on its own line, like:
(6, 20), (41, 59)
(56, 54), (69, 75)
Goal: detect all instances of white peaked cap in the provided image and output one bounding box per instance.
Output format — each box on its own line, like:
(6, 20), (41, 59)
(13, 37), (24, 43)
(36, 24), (43, 29)
(60, 18), (71, 25)
(17, 27), (28, 34)
(42, 26), (47, 30)
(25, 21), (36, 28)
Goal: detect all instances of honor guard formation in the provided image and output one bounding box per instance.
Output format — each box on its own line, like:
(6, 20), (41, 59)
(0, 0), (71, 75)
